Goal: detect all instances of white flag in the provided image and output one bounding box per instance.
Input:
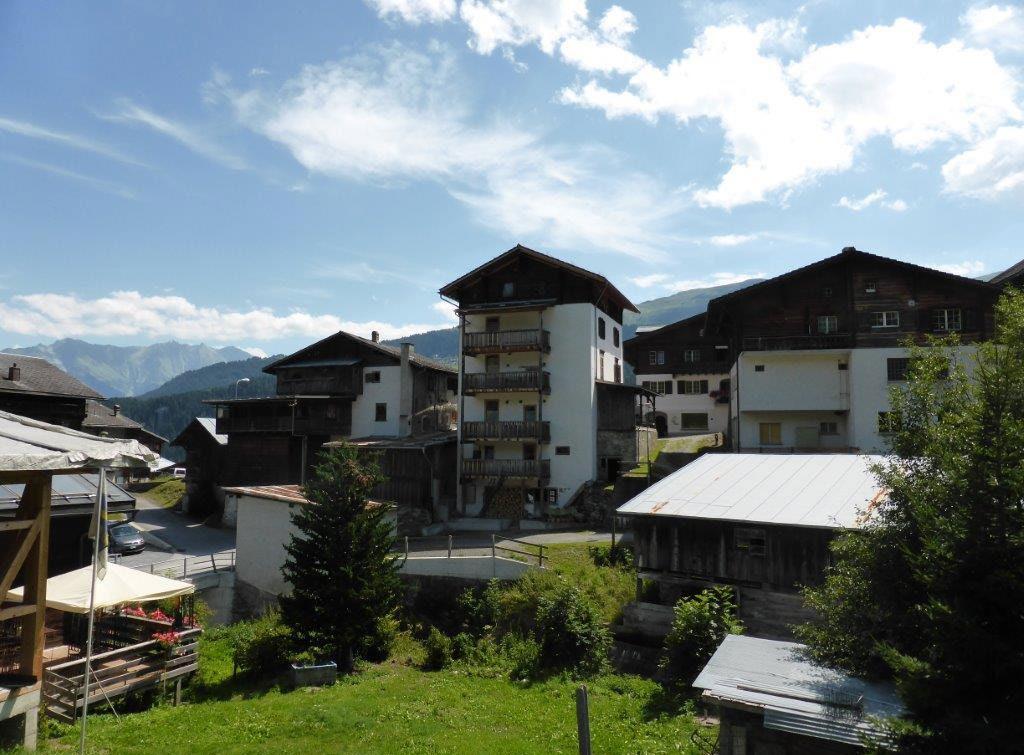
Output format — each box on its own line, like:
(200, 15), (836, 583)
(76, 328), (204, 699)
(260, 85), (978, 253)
(88, 470), (109, 580)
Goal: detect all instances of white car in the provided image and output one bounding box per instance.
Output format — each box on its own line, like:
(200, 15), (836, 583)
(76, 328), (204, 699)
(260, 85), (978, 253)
(171, 467), (186, 478)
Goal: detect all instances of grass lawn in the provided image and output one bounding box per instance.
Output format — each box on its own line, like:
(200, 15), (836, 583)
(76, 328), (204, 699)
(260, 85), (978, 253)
(136, 476), (185, 509)
(43, 630), (713, 755)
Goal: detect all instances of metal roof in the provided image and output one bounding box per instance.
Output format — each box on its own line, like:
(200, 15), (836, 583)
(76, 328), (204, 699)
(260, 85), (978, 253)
(694, 635), (903, 748)
(616, 453), (886, 529)
(0, 472), (135, 517)
(195, 417), (227, 445)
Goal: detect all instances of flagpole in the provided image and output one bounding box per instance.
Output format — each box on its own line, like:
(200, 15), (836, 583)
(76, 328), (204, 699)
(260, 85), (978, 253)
(79, 465), (106, 755)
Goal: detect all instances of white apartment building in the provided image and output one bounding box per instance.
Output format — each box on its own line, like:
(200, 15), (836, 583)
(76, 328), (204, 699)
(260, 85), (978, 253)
(440, 245), (641, 520)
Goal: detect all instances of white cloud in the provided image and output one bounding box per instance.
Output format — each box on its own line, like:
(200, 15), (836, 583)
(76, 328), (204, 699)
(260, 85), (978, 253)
(942, 125), (1024, 198)
(961, 4), (1024, 52)
(1, 154), (136, 199)
(665, 271), (765, 292)
(459, 0), (587, 55)
(431, 300), (459, 323)
(629, 273), (670, 288)
(0, 116), (146, 167)
(835, 189), (908, 212)
(0, 291), (452, 343)
(707, 233), (759, 246)
(598, 5), (637, 45)
(215, 44), (684, 259)
(366, 0), (455, 24)
(241, 346), (269, 357)
(561, 18), (1023, 208)
(103, 99), (247, 170)
(249, 67), (270, 77)
(558, 5), (645, 75)
(933, 260), (986, 277)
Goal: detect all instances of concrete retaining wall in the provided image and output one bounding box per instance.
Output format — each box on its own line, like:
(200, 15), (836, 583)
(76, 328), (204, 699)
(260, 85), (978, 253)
(400, 555), (533, 580)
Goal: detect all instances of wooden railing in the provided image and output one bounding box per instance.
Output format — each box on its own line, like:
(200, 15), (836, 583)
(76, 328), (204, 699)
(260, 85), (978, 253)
(461, 459), (551, 479)
(742, 334), (852, 351)
(462, 371), (550, 394)
(463, 329), (550, 355)
(43, 627), (201, 723)
(462, 420), (550, 442)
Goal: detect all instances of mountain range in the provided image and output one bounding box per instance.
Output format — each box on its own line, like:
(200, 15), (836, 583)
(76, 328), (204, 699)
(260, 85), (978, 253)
(2, 338), (253, 396)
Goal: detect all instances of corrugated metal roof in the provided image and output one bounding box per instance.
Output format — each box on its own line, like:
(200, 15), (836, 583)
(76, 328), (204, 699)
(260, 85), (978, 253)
(616, 453), (885, 529)
(196, 417), (227, 445)
(0, 472), (135, 516)
(694, 635), (903, 747)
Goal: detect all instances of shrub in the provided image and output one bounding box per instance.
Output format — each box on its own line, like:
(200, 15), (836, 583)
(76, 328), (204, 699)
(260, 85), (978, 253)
(661, 586), (742, 686)
(588, 543), (634, 569)
(232, 611), (294, 676)
(452, 632), (476, 661)
(501, 635), (540, 681)
(456, 581), (500, 637)
(359, 613), (399, 662)
(423, 627), (452, 670)
(534, 585), (611, 677)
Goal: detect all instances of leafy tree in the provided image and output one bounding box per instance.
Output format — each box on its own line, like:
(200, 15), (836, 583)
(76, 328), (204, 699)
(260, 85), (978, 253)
(661, 586), (742, 686)
(534, 584), (611, 676)
(279, 444), (402, 671)
(797, 289), (1024, 752)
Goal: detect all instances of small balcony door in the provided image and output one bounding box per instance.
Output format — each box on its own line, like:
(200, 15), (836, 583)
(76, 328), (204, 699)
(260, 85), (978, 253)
(523, 444), (537, 461)
(485, 316), (500, 332)
(483, 445), (495, 460)
(485, 400), (499, 423)
(485, 355), (500, 374)
(523, 404), (537, 422)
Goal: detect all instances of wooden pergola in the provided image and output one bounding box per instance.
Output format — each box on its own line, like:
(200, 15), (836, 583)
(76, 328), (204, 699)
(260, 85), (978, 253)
(0, 410), (154, 750)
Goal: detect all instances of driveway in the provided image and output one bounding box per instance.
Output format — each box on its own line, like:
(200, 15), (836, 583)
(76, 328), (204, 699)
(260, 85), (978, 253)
(117, 493), (235, 571)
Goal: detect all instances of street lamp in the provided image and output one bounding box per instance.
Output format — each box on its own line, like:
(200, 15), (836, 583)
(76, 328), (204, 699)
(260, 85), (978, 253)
(234, 377), (251, 399)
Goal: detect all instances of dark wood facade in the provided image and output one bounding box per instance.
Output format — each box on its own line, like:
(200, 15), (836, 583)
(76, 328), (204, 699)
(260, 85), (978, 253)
(0, 356), (103, 430)
(170, 418), (227, 514)
(625, 314), (732, 378)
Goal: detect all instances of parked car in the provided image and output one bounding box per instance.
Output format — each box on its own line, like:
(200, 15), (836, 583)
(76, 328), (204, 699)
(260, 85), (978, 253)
(108, 522), (146, 554)
(171, 467), (186, 478)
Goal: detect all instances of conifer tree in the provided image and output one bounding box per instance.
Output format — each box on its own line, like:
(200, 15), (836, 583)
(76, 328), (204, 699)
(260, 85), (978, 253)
(280, 444), (402, 670)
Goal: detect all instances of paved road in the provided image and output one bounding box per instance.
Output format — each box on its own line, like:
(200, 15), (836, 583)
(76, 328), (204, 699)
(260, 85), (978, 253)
(118, 494), (235, 571)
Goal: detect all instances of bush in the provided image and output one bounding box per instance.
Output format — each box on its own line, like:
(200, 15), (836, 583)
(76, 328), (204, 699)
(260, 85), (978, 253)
(534, 585), (611, 677)
(359, 613), (399, 662)
(232, 611), (294, 676)
(588, 543), (634, 569)
(456, 581), (500, 637)
(661, 587), (742, 686)
(423, 627), (452, 671)
(502, 635), (540, 681)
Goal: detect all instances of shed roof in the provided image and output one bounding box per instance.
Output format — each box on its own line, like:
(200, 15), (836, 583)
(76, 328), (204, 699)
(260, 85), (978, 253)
(0, 353), (104, 400)
(694, 635), (903, 748)
(173, 417), (226, 447)
(991, 257), (1024, 287)
(616, 453), (885, 529)
(0, 472), (135, 517)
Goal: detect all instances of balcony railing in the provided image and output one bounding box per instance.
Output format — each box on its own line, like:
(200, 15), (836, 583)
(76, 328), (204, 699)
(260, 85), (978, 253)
(463, 370), (550, 394)
(464, 329), (550, 355)
(742, 333), (852, 351)
(462, 459), (551, 480)
(463, 420), (550, 442)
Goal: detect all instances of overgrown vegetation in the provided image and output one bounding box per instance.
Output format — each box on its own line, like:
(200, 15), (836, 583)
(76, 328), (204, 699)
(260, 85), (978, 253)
(661, 587), (742, 687)
(797, 289), (1024, 752)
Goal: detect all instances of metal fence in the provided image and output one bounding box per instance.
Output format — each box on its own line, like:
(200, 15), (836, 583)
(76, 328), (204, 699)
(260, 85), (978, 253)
(114, 550), (236, 580)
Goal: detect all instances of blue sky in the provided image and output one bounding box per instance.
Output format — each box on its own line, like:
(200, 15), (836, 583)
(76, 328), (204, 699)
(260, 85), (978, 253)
(1, 0), (1022, 355)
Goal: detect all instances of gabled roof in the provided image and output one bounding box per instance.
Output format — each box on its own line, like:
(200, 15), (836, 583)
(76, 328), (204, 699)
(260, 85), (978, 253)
(264, 330), (455, 375)
(0, 353), (103, 400)
(171, 416), (226, 448)
(617, 453), (886, 529)
(83, 400), (142, 431)
(438, 244), (639, 313)
(991, 258), (1024, 287)
(707, 246), (997, 310)
(625, 312), (708, 345)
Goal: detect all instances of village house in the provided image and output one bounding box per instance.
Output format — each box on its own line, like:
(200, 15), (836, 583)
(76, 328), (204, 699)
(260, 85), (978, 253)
(0, 354), (102, 430)
(81, 400), (166, 455)
(617, 453), (885, 638)
(992, 257), (1024, 289)
(439, 245), (646, 523)
(170, 417), (227, 515)
(624, 313), (732, 438)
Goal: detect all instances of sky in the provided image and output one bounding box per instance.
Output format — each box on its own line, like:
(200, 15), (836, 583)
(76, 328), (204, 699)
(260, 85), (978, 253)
(1, 0), (1023, 356)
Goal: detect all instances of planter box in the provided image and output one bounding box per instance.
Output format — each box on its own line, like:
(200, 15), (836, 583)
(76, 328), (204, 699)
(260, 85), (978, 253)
(288, 661), (337, 688)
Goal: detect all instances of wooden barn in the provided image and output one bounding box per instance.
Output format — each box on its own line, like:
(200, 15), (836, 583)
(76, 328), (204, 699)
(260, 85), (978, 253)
(617, 453), (884, 639)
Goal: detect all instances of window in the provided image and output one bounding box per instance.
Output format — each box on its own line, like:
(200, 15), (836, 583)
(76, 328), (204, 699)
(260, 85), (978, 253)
(523, 404), (537, 422)
(485, 316), (500, 332)
(485, 355), (500, 373)
(817, 315), (838, 334)
(375, 403), (387, 422)
(820, 421), (838, 435)
(598, 350), (605, 381)
(754, 364), (766, 372)
(887, 357), (909, 381)
(555, 446), (570, 455)
(838, 362), (848, 371)
(759, 422), (782, 445)
(613, 327), (620, 347)
(483, 445), (495, 460)
(642, 380), (673, 395)
(648, 350), (665, 366)
(933, 308), (962, 332)
(501, 281), (515, 298)
(735, 527), (767, 556)
(878, 411), (901, 434)
(822, 286), (833, 297)
(485, 400), (499, 422)
(683, 348), (701, 363)
(614, 357), (621, 383)
(681, 412), (709, 430)
(677, 379), (709, 395)
(523, 444), (536, 461)
(365, 370), (381, 383)
(871, 311), (900, 328)
(714, 345), (730, 362)
(597, 317), (606, 339)
(864, 280), (877, 293)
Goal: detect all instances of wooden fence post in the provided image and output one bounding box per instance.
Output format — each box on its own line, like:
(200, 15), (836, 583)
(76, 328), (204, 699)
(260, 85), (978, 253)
(491, 534), (496, 560)
(576, 684), (591, 755)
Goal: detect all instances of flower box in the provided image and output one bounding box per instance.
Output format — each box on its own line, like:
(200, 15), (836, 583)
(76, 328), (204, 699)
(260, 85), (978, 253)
(288, 660), (337, 688)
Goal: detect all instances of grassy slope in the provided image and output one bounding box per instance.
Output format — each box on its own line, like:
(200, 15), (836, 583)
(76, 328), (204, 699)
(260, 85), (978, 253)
(136, 476), (185, 508)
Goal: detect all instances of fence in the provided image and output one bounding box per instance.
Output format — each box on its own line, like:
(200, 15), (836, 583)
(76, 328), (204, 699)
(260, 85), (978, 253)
(114, 550), (236, 580)
(398, 534), (547, 568)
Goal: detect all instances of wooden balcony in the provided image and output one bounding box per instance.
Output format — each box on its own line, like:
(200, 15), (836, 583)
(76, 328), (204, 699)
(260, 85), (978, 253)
(463, 329), (550, 355)
(462, 371), (550, 395)
(742, 334), (853, 351)
(463, 420), (550, 442)
(461, 459), (551, 480)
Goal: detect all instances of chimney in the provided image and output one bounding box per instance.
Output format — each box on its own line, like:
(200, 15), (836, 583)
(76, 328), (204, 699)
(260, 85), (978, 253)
(399, 343), (414, 437)
(7, 363), (20, 382)
(113, 404), (121, 416)
(371, 330), (380, 343)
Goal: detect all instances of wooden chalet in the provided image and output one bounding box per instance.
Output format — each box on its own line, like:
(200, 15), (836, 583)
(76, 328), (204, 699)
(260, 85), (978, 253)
(992, 257), (1024, 290)
(169, 418), (227, 516)
(0, 355), (103, 430)
(81, 400), (166, 455)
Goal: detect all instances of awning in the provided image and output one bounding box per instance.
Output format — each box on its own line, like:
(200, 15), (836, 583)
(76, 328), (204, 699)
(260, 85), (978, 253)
(0, 410), (157, 471)
(6, 562), (194, 614)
